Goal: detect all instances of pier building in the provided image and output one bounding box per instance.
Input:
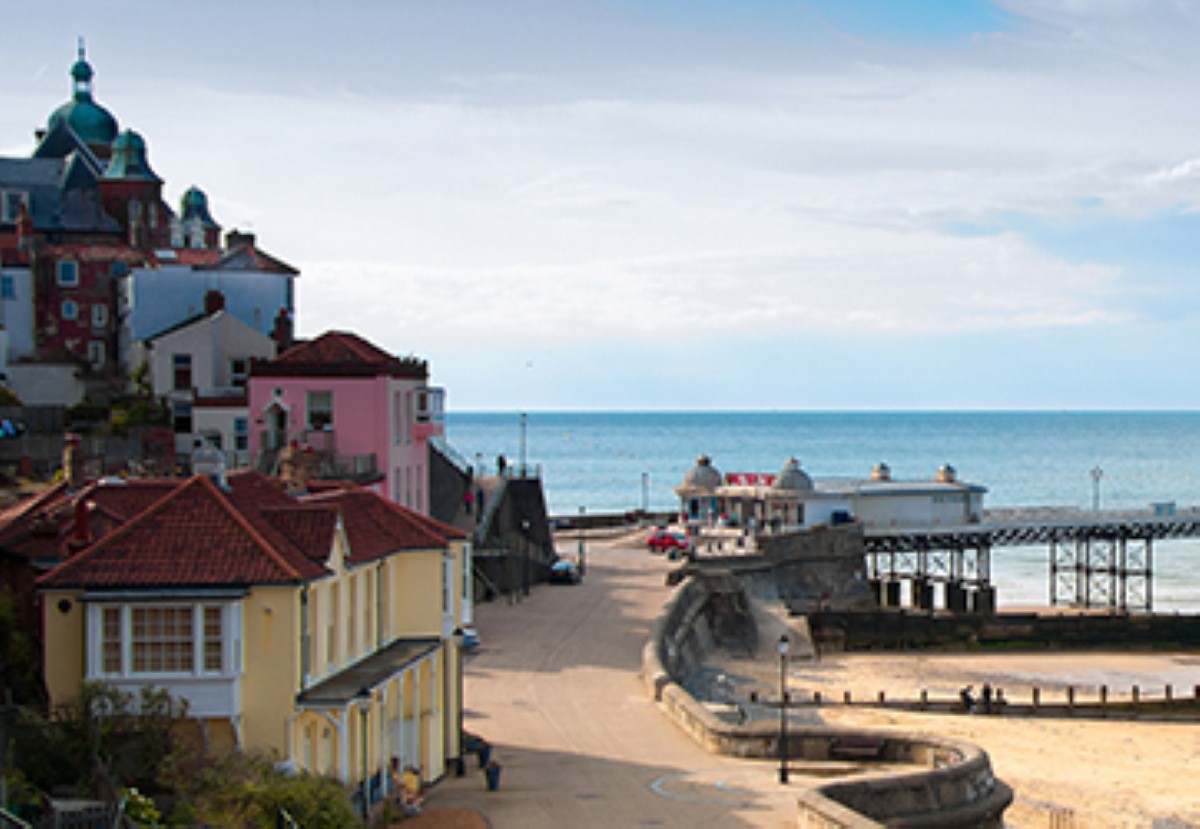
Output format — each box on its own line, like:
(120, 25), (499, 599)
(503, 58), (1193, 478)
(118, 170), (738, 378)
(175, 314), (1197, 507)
(674, 455), (986, 532)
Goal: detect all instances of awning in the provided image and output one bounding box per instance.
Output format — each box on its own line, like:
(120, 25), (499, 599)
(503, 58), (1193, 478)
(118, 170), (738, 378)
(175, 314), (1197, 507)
(296, 637), (441, 707)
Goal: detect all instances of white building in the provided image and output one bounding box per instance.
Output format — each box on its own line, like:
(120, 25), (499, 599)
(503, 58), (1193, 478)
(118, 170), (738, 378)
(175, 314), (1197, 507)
(676, 457), (986, 532)
(133, 300), (276, 460)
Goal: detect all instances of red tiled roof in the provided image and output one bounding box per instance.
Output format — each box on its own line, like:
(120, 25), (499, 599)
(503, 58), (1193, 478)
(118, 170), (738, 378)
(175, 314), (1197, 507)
(251, 331), (427, 380)
(38, 476), (326, 589)
(258, 506), (338, 563)
(78, 479), (182, 522)
(301, 489), (464, 564)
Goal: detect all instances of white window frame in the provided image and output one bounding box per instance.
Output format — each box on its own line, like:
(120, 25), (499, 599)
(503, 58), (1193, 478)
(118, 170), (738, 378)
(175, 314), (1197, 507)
(307, 390), (333, 431)
(61, 299), (78, 320)
(91, 303), (108, 329)
(87, 340), (105, 369)
(88, 602), (240, 679)
(56, 260), (79, 287)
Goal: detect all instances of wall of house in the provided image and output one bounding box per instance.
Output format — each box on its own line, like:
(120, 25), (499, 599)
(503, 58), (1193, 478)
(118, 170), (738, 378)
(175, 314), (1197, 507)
(390, 551), (445, 638)
(193, 405), (250, 468)
(0, 266), (34, 361)
(148, 313), (273, 397)
(240, 585), (301, 756)
(41, 589), (86, 705)
(8, 362), (84, 406)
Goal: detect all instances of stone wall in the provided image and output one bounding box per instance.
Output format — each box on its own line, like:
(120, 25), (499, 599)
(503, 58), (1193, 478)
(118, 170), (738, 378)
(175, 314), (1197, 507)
(643, 575), (1012, 828)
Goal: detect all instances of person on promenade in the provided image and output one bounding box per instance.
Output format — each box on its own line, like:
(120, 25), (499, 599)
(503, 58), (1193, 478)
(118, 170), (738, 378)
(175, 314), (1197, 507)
(960, 685), (976, 714)
(981, 683), (993, 715)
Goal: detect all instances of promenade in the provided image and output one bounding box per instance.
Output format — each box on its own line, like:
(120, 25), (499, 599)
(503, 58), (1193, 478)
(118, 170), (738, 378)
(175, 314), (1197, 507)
(419, 537), (798, 828)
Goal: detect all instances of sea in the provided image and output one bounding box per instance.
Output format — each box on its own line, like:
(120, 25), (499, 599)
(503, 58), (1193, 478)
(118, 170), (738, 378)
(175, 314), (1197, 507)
(445, 411), (1200, 613)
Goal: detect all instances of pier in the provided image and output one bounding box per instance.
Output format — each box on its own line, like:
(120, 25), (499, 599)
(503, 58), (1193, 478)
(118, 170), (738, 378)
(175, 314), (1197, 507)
(864, 506), (1200, 612)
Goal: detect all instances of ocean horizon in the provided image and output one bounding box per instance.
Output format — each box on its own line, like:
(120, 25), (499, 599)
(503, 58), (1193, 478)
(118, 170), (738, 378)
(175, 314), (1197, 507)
(446, 410), (1200, 613)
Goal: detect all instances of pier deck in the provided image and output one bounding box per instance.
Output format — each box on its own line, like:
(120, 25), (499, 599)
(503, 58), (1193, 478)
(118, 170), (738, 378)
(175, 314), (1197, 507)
(864, 506), (1200, 611)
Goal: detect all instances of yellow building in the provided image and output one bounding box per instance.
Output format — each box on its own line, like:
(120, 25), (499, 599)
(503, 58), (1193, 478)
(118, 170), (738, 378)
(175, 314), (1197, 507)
(38, 469), (472, 810)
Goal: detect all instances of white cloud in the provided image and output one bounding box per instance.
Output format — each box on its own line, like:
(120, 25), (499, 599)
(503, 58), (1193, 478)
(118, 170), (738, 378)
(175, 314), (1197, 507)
(8, 1), (1200, 407)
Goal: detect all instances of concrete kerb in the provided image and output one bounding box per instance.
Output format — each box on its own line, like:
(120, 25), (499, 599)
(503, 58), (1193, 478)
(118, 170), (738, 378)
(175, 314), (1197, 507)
(641, 576), (1012, 828)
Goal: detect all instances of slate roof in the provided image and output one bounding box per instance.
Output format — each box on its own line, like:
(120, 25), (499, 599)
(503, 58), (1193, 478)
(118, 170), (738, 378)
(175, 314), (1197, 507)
(252, 331), (427, 380)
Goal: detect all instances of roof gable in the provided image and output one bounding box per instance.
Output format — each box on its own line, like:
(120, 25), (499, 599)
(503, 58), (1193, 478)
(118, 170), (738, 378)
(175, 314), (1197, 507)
(253, 331), (427, 380)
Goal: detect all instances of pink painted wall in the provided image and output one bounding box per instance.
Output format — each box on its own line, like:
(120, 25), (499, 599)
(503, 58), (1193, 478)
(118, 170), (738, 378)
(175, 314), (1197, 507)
(247, 374), (429, 511)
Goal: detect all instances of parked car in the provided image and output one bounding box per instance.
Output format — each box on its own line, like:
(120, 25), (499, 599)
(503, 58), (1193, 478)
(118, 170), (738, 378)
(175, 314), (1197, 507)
(461, 627), (480, 650)
(548, 559), (581, 584)
(647, 530), (691, 554)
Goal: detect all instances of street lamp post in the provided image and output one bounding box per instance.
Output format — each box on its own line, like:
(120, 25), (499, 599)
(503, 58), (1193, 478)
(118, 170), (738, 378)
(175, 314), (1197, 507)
(577, 506), (586, 577)
(1091, 466), (1103, 513)
(641, 472), (649, 519)
(778, 634), (790, 784)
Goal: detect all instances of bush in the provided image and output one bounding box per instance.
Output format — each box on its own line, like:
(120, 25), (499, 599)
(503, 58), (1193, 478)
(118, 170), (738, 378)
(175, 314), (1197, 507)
(170, 752), (358, 829)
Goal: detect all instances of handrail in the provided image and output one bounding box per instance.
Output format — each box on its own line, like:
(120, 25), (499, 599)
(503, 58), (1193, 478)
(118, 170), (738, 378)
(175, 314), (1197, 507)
(0, 806), (32, 829)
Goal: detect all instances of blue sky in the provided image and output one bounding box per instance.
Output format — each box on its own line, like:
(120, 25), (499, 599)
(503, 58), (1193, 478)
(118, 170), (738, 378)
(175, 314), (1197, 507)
(5, 1), (1200, 410)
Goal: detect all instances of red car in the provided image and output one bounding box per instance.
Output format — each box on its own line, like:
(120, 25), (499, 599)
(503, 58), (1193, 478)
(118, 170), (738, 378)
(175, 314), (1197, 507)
(647, 530), (691, 554)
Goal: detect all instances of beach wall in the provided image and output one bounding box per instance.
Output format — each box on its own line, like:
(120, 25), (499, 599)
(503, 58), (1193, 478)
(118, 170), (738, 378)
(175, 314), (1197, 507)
(680, 523), (876, 613)
(643, 576), (1012, 828)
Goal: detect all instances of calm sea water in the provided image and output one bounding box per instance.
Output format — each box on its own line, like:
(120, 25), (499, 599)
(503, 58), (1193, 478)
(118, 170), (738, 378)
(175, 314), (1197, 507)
(446, 411), (1200, 611)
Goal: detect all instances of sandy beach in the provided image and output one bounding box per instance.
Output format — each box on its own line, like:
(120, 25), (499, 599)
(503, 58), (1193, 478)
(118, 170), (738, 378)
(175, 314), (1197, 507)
(711, 626), (1200, 827)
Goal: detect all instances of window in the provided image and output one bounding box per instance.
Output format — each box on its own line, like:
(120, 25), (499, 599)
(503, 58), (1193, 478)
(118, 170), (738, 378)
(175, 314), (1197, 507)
(173, 354), (192, 390)
(91, 303), (108, 329)
(87, 341), (105, 369)
(234, 417), (249, 451)
(307, 391), (333, 431)
(172, 400), (192, 433)
(102, 607), (121, 674)
(97, 604), (226, 676)
(56, 261), (79, 287)
(132, 606), (193, 673)
(1, 190), (29, 222)
(61, 299), (77, 320)
(203, 606), (222, 672)
(1, 275), (15, 300)
(229, 358), (248, 389)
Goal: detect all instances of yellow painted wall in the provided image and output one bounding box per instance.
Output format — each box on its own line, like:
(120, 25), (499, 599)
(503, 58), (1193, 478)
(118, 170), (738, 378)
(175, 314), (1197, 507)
(240, 586), (300, 755)
(41, 590), (85, 706)
(390, 551), (443, 637)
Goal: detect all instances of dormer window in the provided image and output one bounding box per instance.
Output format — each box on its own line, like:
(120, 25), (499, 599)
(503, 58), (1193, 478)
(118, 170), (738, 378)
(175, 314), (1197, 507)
(57, 260), (79, 287)
(0, 189), (29, 223)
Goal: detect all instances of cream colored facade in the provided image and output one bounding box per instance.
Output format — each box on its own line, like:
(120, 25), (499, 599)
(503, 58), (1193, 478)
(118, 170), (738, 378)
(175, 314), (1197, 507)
(41, 529), (472, 804)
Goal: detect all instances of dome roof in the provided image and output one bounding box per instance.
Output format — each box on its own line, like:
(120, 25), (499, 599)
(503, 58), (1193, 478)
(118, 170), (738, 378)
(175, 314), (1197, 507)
(681, 455), (722, 491)
(772, 457), (813, 491)
(47, 43), (118, 148)
(181, 186), (218, 227)
(103, 130), (161, 181)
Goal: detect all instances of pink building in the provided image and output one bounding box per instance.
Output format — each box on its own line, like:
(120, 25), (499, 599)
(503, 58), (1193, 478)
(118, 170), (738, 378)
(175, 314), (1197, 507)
(247, 331), (445, 514)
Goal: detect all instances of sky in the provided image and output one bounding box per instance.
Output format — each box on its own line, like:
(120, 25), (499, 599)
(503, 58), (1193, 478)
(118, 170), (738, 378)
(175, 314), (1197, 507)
(5, 0), (1200, 411)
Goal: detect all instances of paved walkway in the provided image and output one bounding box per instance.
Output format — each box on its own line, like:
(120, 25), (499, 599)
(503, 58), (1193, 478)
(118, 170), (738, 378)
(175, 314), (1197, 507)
(418, 540), (799, 828)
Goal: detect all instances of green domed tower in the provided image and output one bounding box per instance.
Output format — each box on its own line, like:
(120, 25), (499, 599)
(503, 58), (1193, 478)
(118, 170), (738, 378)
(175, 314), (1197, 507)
(46, 39), (119, 156)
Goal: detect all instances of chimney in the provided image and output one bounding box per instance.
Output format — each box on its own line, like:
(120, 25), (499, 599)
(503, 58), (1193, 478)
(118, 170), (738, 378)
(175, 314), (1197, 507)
(62, 432), (84, 490)
(204, 289), (226, 315)
(279, 441), (313, 496)
(225, 229), (256, 250)
(271, 308), (294, 353)
(68, 498), (93, 552)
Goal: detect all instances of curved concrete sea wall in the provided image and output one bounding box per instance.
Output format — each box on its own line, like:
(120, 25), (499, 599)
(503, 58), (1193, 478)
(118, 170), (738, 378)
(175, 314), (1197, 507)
(642, 576), (1012, 828)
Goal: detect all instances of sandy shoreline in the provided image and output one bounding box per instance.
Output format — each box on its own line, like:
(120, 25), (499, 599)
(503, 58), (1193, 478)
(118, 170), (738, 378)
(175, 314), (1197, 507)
(707, 643), (1200, 827)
